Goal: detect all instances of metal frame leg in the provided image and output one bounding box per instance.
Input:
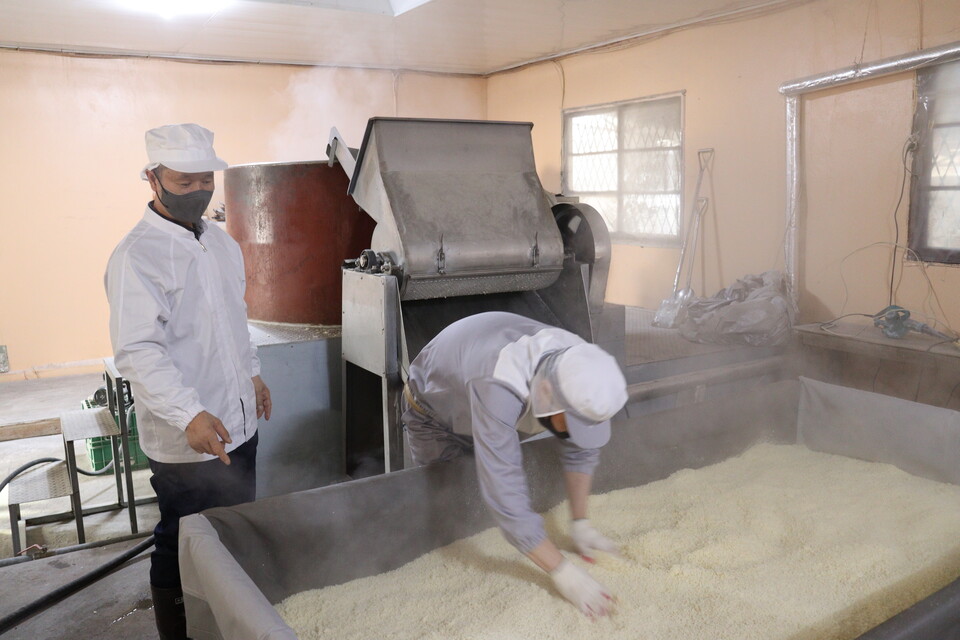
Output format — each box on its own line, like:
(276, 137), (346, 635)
(105, 373), (125, 506)
(116, 379), (138, 534)
(111, 434), (124, 505)
(63, 440), (86, 544)
(9, 502), (22, 556)
(382, 375), (404, 473)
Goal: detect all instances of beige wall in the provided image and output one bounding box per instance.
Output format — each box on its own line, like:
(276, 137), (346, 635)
(4, 0), (960, 376)
(0, 52), (483, 377)
(487, 0), (960, 334)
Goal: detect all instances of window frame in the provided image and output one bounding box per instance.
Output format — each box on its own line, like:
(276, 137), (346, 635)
(561, 91), (685, 248)
(908, 61), (960, 264)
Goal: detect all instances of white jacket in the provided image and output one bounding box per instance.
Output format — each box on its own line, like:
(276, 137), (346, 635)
(105, 207), (260, 463)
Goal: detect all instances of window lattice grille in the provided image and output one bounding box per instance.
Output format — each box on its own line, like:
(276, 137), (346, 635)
(563, 95), (683, 244)
(909, 61), (960, 263)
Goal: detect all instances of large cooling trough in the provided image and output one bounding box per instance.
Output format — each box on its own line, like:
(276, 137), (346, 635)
(179, 378), (960, 640)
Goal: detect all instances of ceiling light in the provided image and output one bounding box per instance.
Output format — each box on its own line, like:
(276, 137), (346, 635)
(115, 0), (233, 20)
(244, 0), (434, 17)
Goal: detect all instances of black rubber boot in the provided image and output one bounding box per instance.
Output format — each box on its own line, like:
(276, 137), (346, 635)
(150, 585), (188, 640)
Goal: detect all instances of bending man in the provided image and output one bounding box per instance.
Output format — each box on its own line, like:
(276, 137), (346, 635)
(403, 311), (627, 617)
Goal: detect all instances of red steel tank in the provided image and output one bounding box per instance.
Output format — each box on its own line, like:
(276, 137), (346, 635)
(225, 161), (375, 325)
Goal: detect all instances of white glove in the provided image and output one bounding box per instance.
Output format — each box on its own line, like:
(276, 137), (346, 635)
(550, 558), (615, 617)
(571, 518), (620, 562)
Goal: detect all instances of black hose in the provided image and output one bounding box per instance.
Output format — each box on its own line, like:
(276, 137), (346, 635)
(0, 535), (155, 636)
(0, 458), (60, 496)
(1, 456), (116, 497)
(76, 459), (115, 477)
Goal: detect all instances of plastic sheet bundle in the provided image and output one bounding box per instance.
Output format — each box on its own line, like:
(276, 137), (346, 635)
(679, 270), (796, 347)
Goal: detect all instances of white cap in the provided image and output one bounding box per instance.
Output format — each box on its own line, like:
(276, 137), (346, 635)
(140, 123), (228, 179)
(530, 343), (628, 449)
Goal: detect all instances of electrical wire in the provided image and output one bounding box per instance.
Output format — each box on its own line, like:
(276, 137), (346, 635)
(855, 0), (876, 69)
(925, 338), (958, 353)
(836, 241), (956, 337)
(817, 309), (959, 348)
(871, 360), (883, 392)
(888, 135), (919, 306)
(817, 313), (877, 336)
(792, 128), (954, 336)
(946, 380), (960, 408)
(552, 60), (566, 111)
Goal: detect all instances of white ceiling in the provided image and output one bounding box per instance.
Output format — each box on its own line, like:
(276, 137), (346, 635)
(0, 0), (802, 75)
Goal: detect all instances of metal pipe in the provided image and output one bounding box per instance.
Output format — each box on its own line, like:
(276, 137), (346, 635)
(24, 497), (157, 527)
(784, 95), (800, 305)
(0, 532), (153, 568)
(779, 40), (960, 96)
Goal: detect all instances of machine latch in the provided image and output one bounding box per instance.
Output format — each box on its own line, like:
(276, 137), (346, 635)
(437, 235), (446, 275)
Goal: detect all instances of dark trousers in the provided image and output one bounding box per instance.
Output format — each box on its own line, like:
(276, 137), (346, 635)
(147, 432), (258, 588)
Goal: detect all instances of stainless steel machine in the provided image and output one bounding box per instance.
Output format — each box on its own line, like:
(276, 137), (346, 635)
(327, 118), (625, 473)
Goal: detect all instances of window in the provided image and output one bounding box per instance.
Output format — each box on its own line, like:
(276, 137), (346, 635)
(909, 59), (960, 264)
(562, 93), (683, 246)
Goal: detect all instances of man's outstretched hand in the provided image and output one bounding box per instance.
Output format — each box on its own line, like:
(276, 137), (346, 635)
(550, 558), (616, 618)
(571, 518), (620, 563)
(185, 411), (232, 465)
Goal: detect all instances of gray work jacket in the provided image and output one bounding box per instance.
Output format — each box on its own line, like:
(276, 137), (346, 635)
(407, 312), (601, 553)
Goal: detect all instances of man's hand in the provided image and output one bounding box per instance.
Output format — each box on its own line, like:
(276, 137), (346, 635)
(253, 375), (272, 420)
(571, 518), (620, 563)
(185, 411), (232, 465)
(550, 558), (615, 618)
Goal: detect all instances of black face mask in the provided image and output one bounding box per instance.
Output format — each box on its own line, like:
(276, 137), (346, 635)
(154, 174), (213, 225)
(538, 416), (570, 439)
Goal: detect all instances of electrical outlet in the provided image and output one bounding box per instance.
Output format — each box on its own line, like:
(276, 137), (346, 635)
(0, 345), (8, 373)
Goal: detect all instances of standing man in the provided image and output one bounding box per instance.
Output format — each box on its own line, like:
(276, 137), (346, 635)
(105, 124), (271, 639)
(402, 311), (627, 618)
